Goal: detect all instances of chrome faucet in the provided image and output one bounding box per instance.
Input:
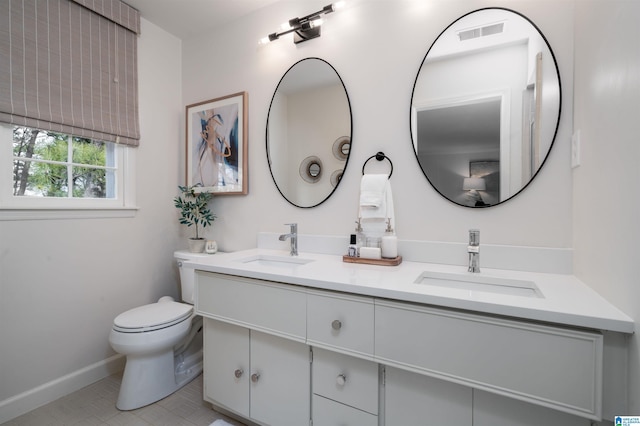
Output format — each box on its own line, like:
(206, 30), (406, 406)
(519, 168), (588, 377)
(279, 223), (298, 256)
(468, 229), (480, 273)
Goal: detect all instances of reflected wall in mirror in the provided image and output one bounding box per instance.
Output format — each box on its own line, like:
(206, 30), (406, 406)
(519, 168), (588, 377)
(267, 58), (352, 208)
(410, 8), (561, 207)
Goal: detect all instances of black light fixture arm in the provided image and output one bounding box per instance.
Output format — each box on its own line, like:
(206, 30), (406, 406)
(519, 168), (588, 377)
(260, 2), (344, 45)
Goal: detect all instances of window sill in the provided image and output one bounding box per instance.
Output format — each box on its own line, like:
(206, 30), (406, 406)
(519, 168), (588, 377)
(0, 206), (139, 221)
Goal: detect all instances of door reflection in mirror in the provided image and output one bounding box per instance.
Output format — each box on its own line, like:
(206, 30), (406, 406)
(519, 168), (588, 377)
(410, 8), (560, 207)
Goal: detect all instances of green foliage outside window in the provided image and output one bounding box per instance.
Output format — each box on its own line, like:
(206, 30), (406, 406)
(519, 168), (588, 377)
(12, 127), (109, 198)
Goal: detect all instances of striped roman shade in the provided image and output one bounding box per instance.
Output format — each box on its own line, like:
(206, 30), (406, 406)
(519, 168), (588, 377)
(0, 0), (141, 146)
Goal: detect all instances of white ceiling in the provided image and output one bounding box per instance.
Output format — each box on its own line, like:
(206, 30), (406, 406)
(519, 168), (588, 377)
(124, 0), (281, 40)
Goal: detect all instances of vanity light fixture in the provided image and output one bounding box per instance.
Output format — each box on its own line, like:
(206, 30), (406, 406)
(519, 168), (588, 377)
(259, 1), (345, 45)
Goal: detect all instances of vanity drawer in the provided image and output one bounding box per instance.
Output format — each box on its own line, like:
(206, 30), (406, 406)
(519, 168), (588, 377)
(374, 299), (603, 420)
(312, 348), (378, 415)
(196, 272), (306, 341)
(312, 394), (378, 426)
(307, 290), (374, 357)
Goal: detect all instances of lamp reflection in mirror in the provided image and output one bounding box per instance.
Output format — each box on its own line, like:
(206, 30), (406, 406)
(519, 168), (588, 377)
(259, 2), (345, 45)
(463, 176), (487, 207)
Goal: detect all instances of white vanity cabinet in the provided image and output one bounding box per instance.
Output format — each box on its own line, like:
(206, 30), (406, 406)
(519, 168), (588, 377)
(197, 272), (310, 426)
(196, 269), (613, 426)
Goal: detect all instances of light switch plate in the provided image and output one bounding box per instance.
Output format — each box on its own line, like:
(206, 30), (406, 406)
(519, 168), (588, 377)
(571, 130), (581, 168)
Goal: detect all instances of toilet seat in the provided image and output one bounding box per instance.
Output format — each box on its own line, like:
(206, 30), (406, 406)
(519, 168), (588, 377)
(113, 301), (193, 333)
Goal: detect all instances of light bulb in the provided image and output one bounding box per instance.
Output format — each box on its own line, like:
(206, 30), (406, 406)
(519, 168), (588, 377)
(333, 1), (346, 10)
(310, 18), (323, 28)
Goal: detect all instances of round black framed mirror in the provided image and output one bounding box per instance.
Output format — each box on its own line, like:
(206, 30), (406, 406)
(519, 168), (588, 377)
(410, 8), (561, 207)
(267, 58), (352, 208)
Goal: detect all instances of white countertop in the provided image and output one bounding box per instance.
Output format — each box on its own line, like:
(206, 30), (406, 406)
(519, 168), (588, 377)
(184, 248), (635, 334)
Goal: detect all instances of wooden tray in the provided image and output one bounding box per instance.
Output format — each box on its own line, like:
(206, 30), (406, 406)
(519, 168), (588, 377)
(342, 255), (402, 266)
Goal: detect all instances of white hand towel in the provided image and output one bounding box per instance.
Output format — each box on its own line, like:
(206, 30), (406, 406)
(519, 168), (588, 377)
(359, 174), (388, 209)
(359, 175), (395, 238)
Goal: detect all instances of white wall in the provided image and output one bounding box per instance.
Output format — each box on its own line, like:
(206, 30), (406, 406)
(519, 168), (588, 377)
(182, 0), (574, 251)
(573, 0), (640, 414)
(0, 18), (183, 419)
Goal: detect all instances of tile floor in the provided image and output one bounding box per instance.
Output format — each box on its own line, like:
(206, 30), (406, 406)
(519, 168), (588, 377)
(3, 373), (246, 426)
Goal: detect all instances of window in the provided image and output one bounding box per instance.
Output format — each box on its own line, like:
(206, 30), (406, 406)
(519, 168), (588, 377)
(0, 0), (140, 219)
(0, 123), (136, 218)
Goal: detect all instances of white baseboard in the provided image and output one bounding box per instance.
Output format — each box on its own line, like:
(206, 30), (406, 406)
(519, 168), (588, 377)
(0, 354), (125, 424)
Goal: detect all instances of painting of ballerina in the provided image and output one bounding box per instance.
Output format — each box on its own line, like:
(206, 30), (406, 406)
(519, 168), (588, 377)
(185, 92), (248, 194)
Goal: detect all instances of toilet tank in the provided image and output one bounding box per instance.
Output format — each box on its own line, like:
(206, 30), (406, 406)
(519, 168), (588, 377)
(174, 250), (212, 304)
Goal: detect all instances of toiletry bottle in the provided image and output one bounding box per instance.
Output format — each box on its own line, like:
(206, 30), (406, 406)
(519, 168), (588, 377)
(348, 234), (358, 257)
(381, 219), (398, 259)
(355, 218), (365, 256)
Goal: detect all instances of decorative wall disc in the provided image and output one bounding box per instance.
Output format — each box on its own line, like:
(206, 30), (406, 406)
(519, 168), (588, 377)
(299, 156), (323, 183)
(332, 136), (351, 160)
(330, 169), (343, 187)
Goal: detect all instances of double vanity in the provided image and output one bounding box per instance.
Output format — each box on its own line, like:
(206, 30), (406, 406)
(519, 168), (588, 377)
(186, 235), (634, 426)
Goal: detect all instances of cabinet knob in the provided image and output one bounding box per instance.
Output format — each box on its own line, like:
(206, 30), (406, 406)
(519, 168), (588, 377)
(331, 319), (342, 330)
(251, 372), (260, 383)
(336, 374), (346, 386)
(234, 369), (243, 379)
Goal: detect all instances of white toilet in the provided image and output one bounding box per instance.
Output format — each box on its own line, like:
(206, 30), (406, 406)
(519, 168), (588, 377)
(109, 250), (209, 410)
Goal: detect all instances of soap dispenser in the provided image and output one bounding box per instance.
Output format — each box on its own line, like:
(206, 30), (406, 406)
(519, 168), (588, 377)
(381, 218), (398, 259)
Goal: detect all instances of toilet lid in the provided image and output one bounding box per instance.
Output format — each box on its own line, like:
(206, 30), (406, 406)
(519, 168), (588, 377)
(113, 301), (193, 333)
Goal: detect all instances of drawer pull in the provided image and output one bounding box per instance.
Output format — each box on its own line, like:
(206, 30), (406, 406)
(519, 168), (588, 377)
(251, 372), (261, 383)
(336, 374), (346, 386)
(331, 319), (342, 330)
(234, 369), (243, 379)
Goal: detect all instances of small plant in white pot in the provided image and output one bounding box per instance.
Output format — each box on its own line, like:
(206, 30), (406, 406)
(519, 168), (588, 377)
(174, 185), (216, 253)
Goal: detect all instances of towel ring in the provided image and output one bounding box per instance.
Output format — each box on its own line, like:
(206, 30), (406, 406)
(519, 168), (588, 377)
(362, 151), (393, 179)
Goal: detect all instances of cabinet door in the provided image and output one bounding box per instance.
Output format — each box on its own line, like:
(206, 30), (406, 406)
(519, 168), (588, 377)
(203, 319), (250, 418)
(384, 366), (472, 426)
(473, 390), (591, 426)
(250, 330), (311, 426)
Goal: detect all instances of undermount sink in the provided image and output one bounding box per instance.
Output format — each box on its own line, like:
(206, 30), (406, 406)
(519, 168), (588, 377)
(236, 254), (314, 268)
(415, 271), (543, 298)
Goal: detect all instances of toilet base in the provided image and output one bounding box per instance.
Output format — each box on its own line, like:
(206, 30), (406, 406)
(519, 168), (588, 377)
(116, 323), (203, 410)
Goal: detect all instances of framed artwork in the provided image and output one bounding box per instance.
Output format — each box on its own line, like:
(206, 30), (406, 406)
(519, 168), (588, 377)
(186, 92), (248, 194)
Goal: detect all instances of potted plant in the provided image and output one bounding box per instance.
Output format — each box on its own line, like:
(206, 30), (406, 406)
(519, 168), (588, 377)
(174, 185), (216, 253)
